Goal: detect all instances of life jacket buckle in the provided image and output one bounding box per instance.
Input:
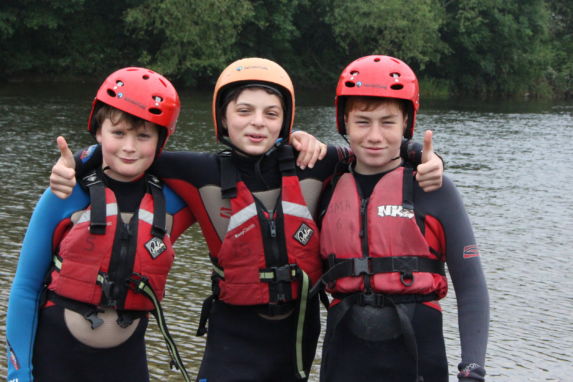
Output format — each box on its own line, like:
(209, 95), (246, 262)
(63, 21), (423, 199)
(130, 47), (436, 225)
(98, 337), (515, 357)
(358, 293), (386, 307)
(261, 264), (298, 283)
(83, 309), (104, 329)
(100, 273), (117, 307)
(353, 257), (371, 276)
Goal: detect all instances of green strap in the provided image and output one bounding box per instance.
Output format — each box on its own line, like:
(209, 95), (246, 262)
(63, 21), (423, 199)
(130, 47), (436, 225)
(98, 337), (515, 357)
(212, 264), (225, 278)
(132, 278), (191, 382)
(295, 270), (310, 380)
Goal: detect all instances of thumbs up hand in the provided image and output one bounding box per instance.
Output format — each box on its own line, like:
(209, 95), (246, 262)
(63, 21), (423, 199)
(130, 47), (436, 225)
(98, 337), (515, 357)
(50, 136), (77, 199)
(416, 130), (443, 192)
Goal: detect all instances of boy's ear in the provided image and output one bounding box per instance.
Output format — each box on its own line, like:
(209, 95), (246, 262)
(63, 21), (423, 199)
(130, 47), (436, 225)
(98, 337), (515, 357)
(95, 127), (103, 144)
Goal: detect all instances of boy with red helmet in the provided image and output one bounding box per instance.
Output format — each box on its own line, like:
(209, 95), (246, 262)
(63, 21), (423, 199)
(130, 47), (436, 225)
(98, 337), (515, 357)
(314, 55), (489, 381)
(6, 67), (193, 382)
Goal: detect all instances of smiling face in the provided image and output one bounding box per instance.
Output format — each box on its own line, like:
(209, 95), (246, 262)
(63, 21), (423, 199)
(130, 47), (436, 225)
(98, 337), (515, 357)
(345, 97), (407, 175)
(223, 87), (284, 156)
(95, 112), (159, 182)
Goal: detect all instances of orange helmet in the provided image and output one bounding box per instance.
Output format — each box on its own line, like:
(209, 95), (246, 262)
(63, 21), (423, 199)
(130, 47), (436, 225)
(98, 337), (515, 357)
(336, 55), (419, 139)
(212, 58), (295, 143)
(88, 67), (180, 152)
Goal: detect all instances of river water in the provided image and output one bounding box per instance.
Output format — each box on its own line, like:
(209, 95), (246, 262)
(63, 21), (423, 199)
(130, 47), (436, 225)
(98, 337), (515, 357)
(0, 84), (571, 381)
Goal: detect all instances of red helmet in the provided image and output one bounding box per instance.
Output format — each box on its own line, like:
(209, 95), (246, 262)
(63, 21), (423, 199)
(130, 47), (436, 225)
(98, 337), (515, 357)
(335, 55), (419, 139)
(88, 67), (180, 151)
(212, 57), (295, 143)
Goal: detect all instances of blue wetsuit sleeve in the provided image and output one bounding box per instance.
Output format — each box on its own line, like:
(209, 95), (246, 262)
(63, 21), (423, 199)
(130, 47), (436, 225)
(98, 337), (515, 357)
(6, 186), (89, 382)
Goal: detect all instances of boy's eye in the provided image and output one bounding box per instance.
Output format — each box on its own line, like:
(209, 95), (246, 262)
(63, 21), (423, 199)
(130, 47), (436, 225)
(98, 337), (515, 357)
(112, 130), (125, 136)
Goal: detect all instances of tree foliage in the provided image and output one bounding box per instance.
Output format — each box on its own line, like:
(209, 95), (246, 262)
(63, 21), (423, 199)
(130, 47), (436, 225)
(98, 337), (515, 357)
(441, 0), (550, 97)
(125, 0), (255, 86)
(325, 0), (448, 71)
(0, 0), (570, 98)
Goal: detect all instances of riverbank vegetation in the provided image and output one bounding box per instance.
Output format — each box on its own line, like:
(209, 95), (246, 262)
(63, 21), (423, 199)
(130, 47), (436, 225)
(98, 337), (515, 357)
(0, 0), (571, 99)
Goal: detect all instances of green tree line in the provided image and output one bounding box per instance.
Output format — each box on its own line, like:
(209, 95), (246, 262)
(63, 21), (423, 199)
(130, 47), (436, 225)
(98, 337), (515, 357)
(1, 0), (571, 98)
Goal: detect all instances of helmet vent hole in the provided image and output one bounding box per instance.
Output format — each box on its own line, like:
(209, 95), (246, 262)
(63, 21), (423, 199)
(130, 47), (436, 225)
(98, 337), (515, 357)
(153, 96), (163, 103)
(374, 58), (381, 62)
(390, 72), (401, 78)
(143, 74), (150, 80)
(115, 80), (124, 87)
(107, 89), (117, 97)
(149, 108), (162, 115)
(350, 71), (359, 76)
(391, 84), (404, 90)
(345, 81), (355, 88)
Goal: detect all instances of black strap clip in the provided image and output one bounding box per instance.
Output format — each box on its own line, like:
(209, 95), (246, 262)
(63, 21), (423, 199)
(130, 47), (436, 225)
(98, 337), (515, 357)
(100, 273), (117, 307)
(83, 309), (104, 329)
(358, 293), (386, 307)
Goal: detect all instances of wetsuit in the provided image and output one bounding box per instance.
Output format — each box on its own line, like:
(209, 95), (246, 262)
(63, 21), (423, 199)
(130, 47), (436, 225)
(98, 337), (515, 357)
(317, 165), (489, 382)
(6, 166), (191, 382)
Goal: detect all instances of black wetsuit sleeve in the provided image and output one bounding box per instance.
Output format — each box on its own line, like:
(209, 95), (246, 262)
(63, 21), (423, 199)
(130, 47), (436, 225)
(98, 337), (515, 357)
(415, 177), (489, 375)
(73, 145), (103, 178)
(150, 151), (220, 187)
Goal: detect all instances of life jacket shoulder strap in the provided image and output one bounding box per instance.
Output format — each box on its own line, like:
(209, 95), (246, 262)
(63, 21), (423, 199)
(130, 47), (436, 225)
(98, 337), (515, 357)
(81, 170), (107, 235)
(218, 153), (239, 199)
(146, 173), (166, 238)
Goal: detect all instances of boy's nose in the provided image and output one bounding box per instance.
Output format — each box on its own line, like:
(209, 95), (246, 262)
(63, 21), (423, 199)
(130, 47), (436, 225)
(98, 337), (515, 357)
(251, 111), (265, 127)
(122, 135), (137, 151)
(366, 125), (384, 141)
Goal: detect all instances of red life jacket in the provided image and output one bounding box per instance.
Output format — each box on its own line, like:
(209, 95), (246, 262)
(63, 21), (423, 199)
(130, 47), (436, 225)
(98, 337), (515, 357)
(48, 172), (175, 311)
(320, 166), (447, 300)
(213, 151), (322, 306)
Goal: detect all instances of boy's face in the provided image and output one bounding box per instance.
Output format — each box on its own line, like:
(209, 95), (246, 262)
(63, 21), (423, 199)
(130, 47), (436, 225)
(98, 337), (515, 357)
(345, 99), (407, 175)
(96, 117), (159, 182)
(223, 88), (284, 156)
